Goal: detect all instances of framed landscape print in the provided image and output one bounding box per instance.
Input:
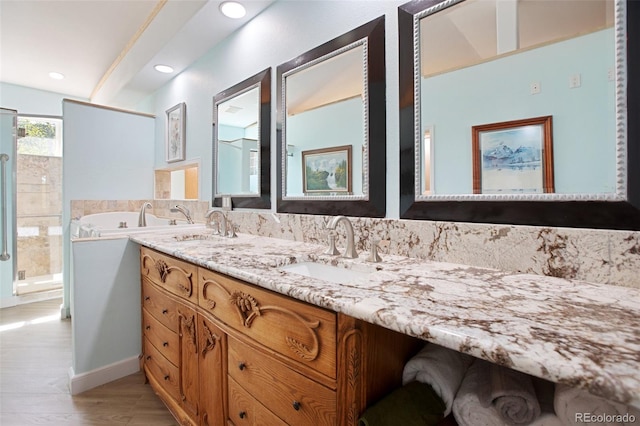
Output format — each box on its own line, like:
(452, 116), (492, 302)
(472, 116), (554, 194)
(302, 145), (352, 194)
(166, 102), (186, 163)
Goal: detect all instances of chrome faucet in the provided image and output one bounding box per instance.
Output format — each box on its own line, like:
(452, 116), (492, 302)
(138, 202), (152, 227)
(325, 215), (358, 259)
(205, 209), (228, 236)
(172, 205), (194, 224)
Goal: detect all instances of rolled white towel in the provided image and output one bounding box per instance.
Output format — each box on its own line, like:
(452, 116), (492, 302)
(453, 359), (506, 426)
(554, 383), (640, 426)
(479, 362), (541, 425)
(402, 344), (473, 416)
(454, 360), (563, 426)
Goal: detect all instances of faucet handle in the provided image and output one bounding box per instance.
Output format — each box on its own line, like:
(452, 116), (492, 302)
(227, 221), (237, 238)
(324, 230), (340, 255)
(367, 239), (383, 263)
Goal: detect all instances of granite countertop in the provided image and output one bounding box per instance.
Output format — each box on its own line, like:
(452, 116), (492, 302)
(130, 229), (640, 409)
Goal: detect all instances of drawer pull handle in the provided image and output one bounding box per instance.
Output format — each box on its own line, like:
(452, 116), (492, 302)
(162, 309), (168, 314)
(238, 411), (246, 419)
(146, 355), (151, 361)
(292, 401), (301, 411)
(144, 296), (150, 301)
(145, 325), (150, 330)
(163, 342), (169, 347)
(238, 362), (246, 371)
(164, 375), (170, 381)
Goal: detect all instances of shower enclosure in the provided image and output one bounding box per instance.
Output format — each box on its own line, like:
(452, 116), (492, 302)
(0, 110), (63, 304)
(15, 115), (63, 295)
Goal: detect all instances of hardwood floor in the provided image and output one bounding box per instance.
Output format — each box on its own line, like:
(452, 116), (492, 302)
(0, 298), (178, 425)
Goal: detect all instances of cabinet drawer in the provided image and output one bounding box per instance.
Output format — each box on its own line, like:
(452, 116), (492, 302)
(143, 309), (179, 366)
(228, 377), (287, 426)
(200, 268), (337, 379)
(228, 337), (336, 426)
(140, 247), (198, 303)
(142, 278), (178, 332)
(143, 337), (180, 402)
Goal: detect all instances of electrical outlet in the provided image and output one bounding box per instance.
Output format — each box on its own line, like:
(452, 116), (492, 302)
(569, 73), (581, 88)
(530, 81), (541, 95)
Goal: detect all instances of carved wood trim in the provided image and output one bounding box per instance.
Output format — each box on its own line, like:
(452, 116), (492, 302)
(142, 253), (194, 297)
(201, 277), (322, 362)
(337, 314), (366, 426)
(177, 309), (199, 419)
(201, 319), (220, 358)
(178, 310), (197, 352)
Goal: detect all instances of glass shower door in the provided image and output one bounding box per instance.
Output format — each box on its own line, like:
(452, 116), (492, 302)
(14, 116), (63, 295)
(0, 108), (16, 303)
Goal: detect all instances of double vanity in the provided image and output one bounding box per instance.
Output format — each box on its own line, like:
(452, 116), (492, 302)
(130, 221), (640, 425)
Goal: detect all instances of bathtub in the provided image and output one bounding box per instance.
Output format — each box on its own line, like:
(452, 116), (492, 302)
(71, 211), (203, 238)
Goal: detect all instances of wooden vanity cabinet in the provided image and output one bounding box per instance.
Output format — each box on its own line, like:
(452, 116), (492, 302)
(141, 248), (201, 425)
(140, 246), (423, 426)
(198, 313), (227, 426)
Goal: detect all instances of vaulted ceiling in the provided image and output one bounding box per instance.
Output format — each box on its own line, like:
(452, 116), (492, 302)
(0, 0), (273, 109)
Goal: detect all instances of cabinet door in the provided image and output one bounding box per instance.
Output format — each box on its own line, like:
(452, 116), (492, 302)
(198, 314), (227, 426)
(178, 304), (199, 422)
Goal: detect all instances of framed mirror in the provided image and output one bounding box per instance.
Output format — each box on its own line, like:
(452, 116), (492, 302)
(399, 0), (640, 230)
(277, 16), (386, 217)
(213, 68), (271, 209)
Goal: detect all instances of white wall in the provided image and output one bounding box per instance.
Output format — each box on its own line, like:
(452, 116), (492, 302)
(143, 0), (405, 216)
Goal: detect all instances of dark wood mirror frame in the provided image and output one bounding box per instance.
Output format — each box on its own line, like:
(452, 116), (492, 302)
(277, 16), (386, 218)
(399, 0), (640, 230)
(212, 68), (271, 210)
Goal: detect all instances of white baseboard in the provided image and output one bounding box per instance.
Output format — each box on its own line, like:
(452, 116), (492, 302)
(68, 355), (140, 395)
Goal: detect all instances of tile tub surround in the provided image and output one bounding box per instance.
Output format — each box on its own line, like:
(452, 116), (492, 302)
(224, 211), (640, 289)
(71, 200), (210, 224)
(130, 229), (640, 409)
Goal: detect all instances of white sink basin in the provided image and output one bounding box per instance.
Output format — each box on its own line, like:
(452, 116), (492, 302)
(279, 262), (373, 284)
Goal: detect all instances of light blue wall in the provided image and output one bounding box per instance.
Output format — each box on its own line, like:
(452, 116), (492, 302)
(286, 97), (364, 195)
(218, 124), (257, 194)
(423, 29), (615, 195)
(71, 238), (141, 375)
(142, 0), (404, 216)
(0, 82), (85, 116)
(62, 100), (155, 318)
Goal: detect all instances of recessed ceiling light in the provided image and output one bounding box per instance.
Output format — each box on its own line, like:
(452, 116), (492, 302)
(220, 1), (246, 19)
(154, 64), (174, 74)
(49, 72), (64, 80)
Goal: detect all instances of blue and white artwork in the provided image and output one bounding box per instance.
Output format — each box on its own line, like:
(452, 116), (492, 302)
(479, 124), (545, 193)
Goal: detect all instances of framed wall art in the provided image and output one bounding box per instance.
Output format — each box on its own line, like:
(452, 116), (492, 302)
(302, 145), (352, 194)
(472, 116), (554, 194)
(166, 102), (186, 163)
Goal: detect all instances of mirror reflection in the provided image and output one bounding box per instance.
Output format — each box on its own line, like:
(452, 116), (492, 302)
(283, 43), (366, 198)
(212, 68), (271, 210)
(216, 87), (260, 195)
(277, 16), (386, 217)
(416, 0), (618, 198)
